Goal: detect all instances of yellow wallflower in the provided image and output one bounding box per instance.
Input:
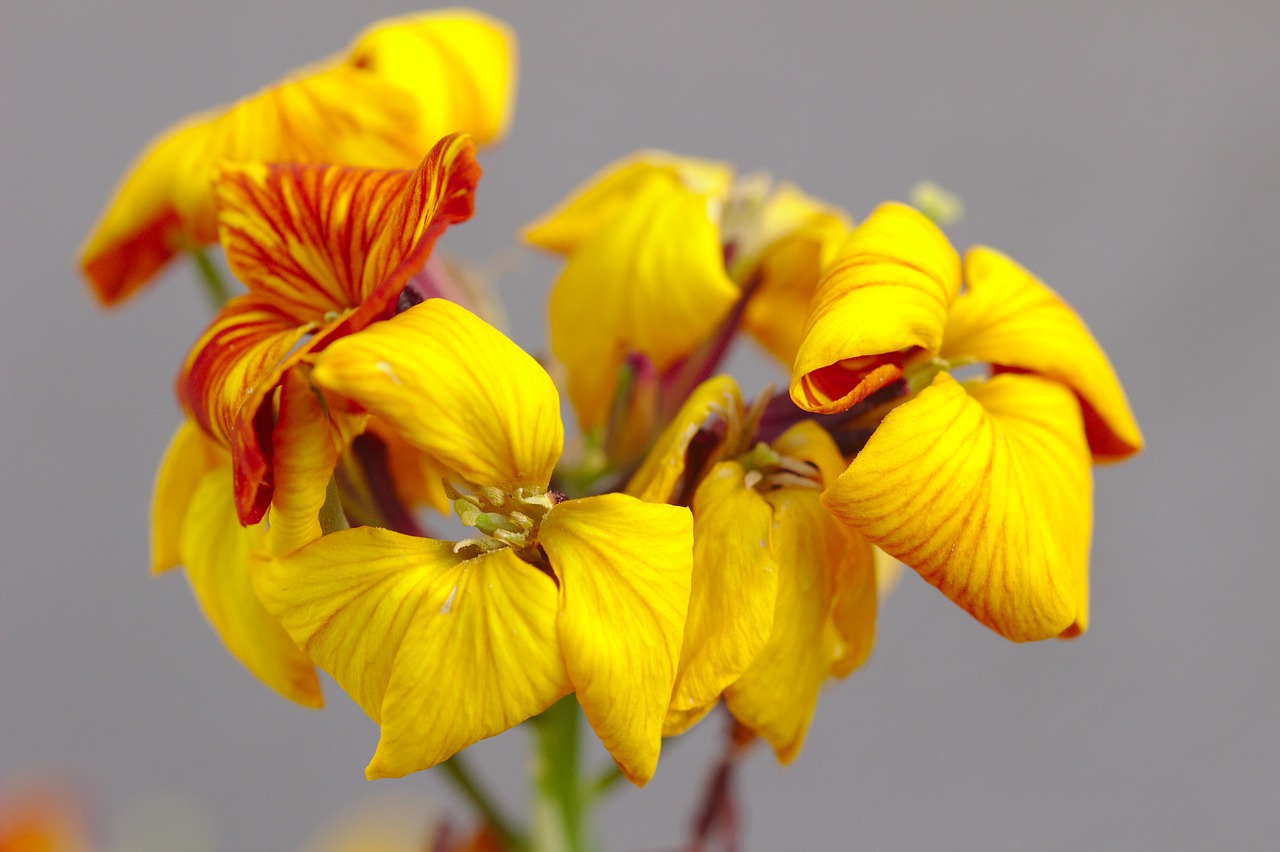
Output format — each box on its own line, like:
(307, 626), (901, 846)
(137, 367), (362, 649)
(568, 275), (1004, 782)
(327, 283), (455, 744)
(79, 10), (515, 305)
(790, 202), (1143, 641)
(256, 300), (694, 785)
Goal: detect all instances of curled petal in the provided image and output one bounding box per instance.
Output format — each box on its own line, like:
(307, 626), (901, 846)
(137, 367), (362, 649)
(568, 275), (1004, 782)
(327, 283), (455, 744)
(312, 299), (563, 491)
(523, 151), (734, 254)
(946, 246), (1143, 461)
(256, 529), (570, 778)
(626, 375), (743, 504)
(541, 495), (694, 785)
(823, 372), (1090, 642)
(548, 178), (739, 430)
(724, 489), (863, 762)
(347, 10), (518, 147)
(181, 465), (322, 707)
(665, 463), (776, 737)
(790, 202), (961, 413)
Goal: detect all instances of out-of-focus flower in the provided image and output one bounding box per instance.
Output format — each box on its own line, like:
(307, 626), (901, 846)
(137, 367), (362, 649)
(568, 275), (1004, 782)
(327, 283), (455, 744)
(79, 10), (514, 305)
(790, 202), (1143, 641)
(524, 152), (850, 436)
(256, 300), (694, 785)
(627, 377), (876, 761)
(0, 781), (92, 852)
(178, 134), (479, 524)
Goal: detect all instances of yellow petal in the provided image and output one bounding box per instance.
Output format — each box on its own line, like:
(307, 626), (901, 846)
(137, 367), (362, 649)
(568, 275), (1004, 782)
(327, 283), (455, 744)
(625, 375), (743, 504)
(790, 202), (961, 413)
(312, 299), (563, 490)
(723, 489), (856, 762)
(541, 494), (694, 785)
(664, 462), (776, 738)
(743, 196), (851, 367)
(346, 10), (518, 147)
(267, 372), (365, 556)
(181, 466), (322, 707)
(523, 151), (734, 254)
(945, 246), (1143, 461)
(822, 372), (1090, 642)
(152, 419), (226, 574)
(256, 529), (570, 777)
(366, 416), (452, 515)
(826, 527), (878, 678)
(548, 178), (739, 430)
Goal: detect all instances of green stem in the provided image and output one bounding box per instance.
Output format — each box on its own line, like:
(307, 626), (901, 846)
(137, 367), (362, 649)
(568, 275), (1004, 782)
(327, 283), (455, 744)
(531, 696), (592, 852)
(440, 754), (526, 851)
(189, 246), (233, 310)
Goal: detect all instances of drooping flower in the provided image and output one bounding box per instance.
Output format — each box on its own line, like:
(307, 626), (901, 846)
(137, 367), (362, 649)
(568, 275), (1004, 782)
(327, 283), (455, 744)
(523, 151), (850, 435)
(627, 376), (876, 761)
(177, 133), (480, 524)
(255, 299), (694, 784)
(790, 202), (1143, 641)
(79, 10), (514, 305)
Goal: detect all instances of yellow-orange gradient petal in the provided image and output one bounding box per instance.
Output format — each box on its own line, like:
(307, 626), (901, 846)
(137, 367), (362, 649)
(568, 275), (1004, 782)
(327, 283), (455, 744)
(664, 462), (776, 738)
(152, 419), (226, 574)
(312, 299), (563, 491)
(541, 494), (694, 785)
(790, 202), (961, 414)
(548, 178), (739, 430)
(523, 152), (734, 254)
(180, 463), (322, 707)
(626, 375), (743, 504)
(945, 246), (1143, 461)
(257, 529), (570, 777)
(724, 489), (847, 763)
(823, 372), (1090, 642)
(347, 10), (517, 147)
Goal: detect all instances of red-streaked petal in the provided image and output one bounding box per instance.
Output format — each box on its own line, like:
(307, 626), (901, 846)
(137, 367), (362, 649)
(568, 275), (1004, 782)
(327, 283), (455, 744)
(790, 202), (960, 413)
(822, 372), (1091, 642)
(946, 246), (1143, 461)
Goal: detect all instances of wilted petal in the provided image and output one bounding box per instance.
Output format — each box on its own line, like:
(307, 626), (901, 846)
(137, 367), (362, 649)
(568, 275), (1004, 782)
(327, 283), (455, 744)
(181, 465), (322, 707)
(724, 489), (846, 762)
(626, 375), (743, 504)
(665, 463), (776, 738)
(347, 10), (518, 147)
(790, 202), (960, 413)
(945, 246), (1143, 461)
(541, 494), (694, 785)
(312, 299), (563, 491)
(823, 372), (1089, 642)
(547, 177), (739, 430)
(523, 152), (733, 254)
(257, 528), (571, 778)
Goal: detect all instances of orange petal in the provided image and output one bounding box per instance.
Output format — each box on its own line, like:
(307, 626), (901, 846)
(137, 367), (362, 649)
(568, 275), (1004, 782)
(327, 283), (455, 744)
(346, 10), (518, 147)
(946, 246), (1143, 461)
(541, 494), (694, 785)
(312, 299), (563, 491)
(664, 462), (776, 738)
(790, 202), (960, 413)
(822, 372), (1091, 642)
(626, 375), (744, 504)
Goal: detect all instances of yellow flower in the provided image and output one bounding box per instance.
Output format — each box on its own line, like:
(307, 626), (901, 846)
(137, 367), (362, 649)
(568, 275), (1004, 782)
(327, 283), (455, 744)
(627, 378), (876, 761)
(178, 134), (479, 524)
(523, 151), (850, 433)
(790, 202), (1143, 641)
(255, 299), (694, 785)
(79, 10), (515, 305)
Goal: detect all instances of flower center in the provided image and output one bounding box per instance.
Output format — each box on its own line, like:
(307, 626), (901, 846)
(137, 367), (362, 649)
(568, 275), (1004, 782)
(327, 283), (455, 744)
(448, 482), (559, 564)
(736, 442), (822, 493)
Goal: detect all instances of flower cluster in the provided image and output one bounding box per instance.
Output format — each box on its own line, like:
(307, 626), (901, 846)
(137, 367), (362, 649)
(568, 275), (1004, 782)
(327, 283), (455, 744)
(82, 7), (1141, 839)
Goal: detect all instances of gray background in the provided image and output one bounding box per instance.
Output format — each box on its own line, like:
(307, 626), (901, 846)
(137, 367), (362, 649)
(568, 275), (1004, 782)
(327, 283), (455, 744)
(3, 2), (1278, 849)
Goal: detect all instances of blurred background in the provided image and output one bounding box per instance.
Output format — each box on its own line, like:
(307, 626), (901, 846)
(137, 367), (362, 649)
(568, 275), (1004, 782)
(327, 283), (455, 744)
(3, 2), (1278, 849)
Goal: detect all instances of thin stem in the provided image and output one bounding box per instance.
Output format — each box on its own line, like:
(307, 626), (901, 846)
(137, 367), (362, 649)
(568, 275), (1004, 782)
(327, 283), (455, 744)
(531, 696), (592, 852)
(439, 754), (526, 851)
(188, 246), (233, 310)
(590, 764), (625, 798)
